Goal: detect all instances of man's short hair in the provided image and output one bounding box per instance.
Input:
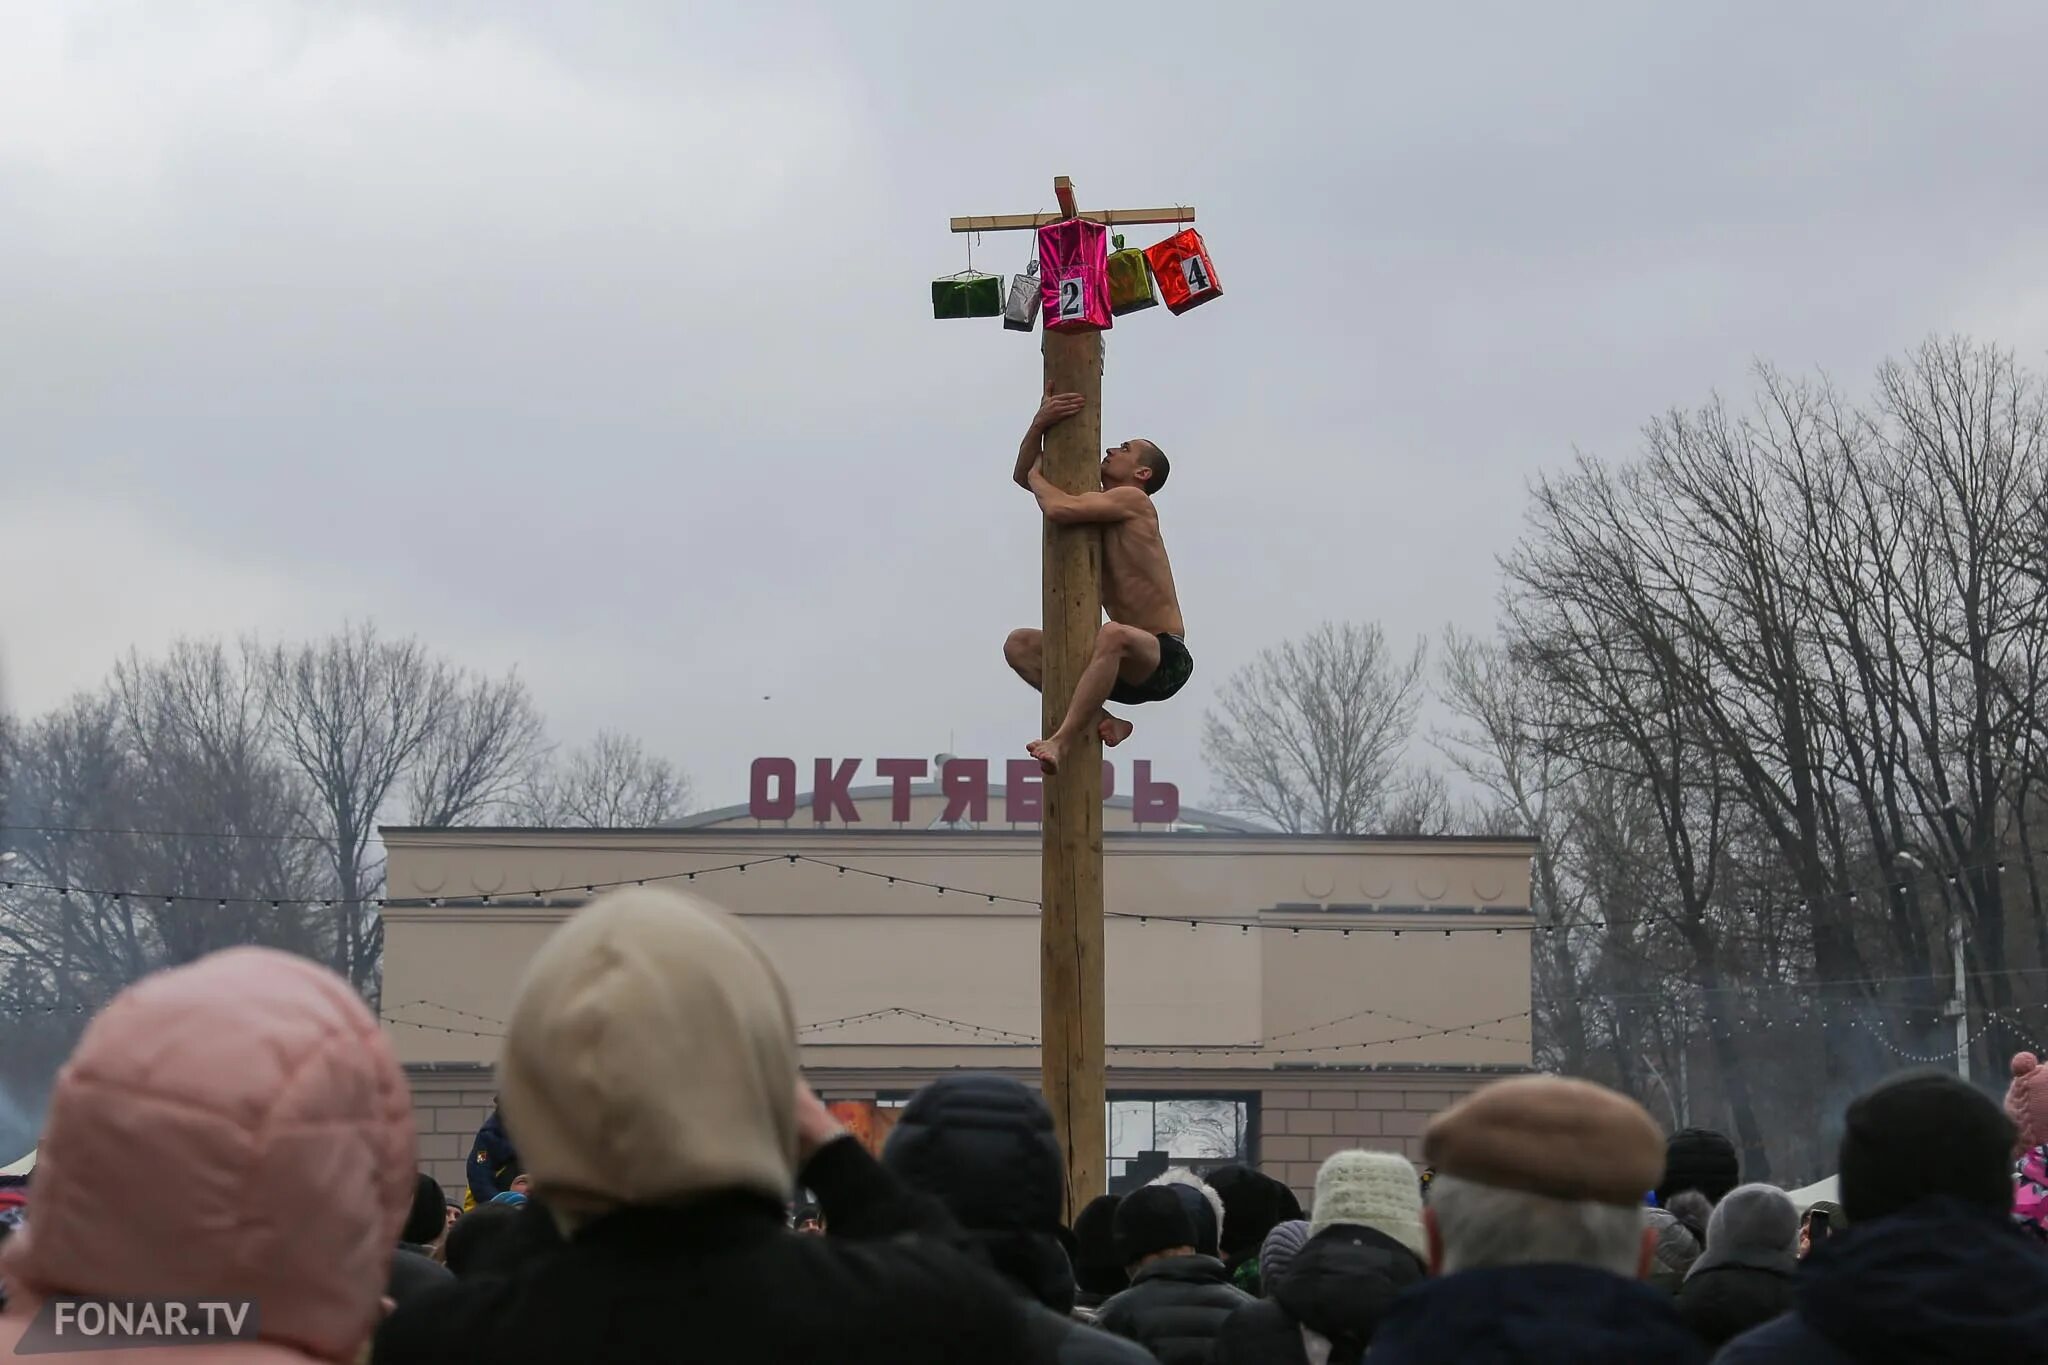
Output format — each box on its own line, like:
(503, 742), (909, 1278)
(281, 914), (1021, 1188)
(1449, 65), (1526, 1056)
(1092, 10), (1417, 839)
(1427, 1173), (1645, 1277)
(1839, 1070), (2014, 1223)
(1136, 440), (1169, 493)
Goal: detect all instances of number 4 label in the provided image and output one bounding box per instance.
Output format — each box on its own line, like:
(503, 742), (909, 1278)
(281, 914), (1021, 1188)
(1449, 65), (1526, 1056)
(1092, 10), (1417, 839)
(1058, 277), (1086, 320)
(1182, 256), (1213, 294)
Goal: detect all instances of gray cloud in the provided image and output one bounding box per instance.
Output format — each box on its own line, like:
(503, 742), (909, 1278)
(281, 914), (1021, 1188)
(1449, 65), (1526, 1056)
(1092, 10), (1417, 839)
(5, 1), (2048, 810)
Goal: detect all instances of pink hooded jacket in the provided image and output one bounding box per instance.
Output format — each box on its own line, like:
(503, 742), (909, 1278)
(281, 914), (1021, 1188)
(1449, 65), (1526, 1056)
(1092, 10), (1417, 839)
(0, 947), (416, 1363)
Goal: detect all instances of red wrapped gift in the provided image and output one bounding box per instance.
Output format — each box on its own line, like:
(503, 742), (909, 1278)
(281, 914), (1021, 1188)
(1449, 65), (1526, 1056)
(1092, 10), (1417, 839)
(1036, 218), (1113, 332)
(1143, 228), (1222, 315)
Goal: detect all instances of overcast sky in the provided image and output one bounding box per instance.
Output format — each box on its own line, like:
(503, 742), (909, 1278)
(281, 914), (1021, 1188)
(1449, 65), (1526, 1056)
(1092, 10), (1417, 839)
(4, 2), (2048, 814)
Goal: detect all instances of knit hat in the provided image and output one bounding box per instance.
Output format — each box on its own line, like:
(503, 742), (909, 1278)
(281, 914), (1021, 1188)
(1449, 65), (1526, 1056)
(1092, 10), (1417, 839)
(1072, 1194), (1129, 1297)
(1839, 1070), (2014, 1224)
(1259, 1219), (1311, 1289)
(1685, 1182), (1797, 1280)
(1308, 1149), (1428, 1261)
(489, 1190), (529, 1206)
(499, 886), (800, 1227)
(1424, 1075), (1663, 1207)
(2008, 1053), (2048, 1153)
(1657, 1127), (1740, 1205)
(883, 1074), (1064, 1233)
(1149, 1168), (1224, 1257)
(402, 1172), (448, 1246)
(1114, 1184), (1198, 1265)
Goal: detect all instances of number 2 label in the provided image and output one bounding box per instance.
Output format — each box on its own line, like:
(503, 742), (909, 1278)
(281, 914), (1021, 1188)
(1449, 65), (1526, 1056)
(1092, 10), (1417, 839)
(1058, 278), (1085, 319)
(1182, 256), (1212, 294)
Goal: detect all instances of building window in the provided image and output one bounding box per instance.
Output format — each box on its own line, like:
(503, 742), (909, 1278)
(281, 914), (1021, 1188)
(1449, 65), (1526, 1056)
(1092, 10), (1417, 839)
(1107, 1094), (1255, 1192)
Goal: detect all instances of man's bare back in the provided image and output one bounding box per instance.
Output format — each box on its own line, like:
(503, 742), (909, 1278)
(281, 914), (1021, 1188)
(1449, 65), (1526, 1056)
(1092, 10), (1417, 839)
(1002, 390), (1193, 775)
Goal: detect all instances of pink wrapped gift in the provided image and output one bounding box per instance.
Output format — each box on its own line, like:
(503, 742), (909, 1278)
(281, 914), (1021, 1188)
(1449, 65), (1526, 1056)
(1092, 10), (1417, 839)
(1037, 218), (1113, 332)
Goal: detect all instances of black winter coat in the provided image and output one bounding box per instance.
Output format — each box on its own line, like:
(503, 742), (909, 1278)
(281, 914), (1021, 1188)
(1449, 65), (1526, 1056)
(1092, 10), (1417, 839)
(375, 1138), (1036, 1365)
(1716, 1199), (2048, 1365)
(1673, 1262), (1793, 1349)
(1367, 1263), (1707, 1365)
(1213, 1225), (1424, 1365)
(1096, 1255), (1254, 1365)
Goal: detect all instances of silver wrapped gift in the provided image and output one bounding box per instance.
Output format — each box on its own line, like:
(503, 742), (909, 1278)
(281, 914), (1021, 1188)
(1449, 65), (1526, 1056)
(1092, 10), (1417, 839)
(1003, 260), (1042, 332)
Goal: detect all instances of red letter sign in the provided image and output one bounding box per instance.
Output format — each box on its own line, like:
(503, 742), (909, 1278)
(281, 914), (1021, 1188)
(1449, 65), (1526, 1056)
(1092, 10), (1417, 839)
(1005, 760), (1043, 823)
(812, 758), (861, 824)
(1132, 760), (1180, 824)
(939, 758), (990, 823)
(874, 758), (928, 823)
(749, 757), (798, 820)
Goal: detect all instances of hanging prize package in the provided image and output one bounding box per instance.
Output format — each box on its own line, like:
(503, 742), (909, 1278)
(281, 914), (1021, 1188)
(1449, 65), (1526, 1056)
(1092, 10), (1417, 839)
(1142, 228), (1223, 315)
(1036, 218), (1113, 332)
(931, 270), (1005, 319)
(1003, 260), (1043, 332)
(1106, 235), (1158, 316)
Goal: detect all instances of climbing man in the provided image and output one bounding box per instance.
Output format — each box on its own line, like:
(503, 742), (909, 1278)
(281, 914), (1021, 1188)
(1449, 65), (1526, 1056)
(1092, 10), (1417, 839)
(1005, 386), (1190, 776)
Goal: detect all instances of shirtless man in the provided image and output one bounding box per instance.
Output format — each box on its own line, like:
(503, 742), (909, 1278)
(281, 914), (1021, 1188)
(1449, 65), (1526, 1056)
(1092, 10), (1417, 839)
(1004, 386), (1191, 776)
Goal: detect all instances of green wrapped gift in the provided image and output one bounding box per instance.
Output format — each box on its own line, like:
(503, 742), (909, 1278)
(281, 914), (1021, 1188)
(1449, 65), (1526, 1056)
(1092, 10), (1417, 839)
(932, 271), (1005, 319)
(1106, 235), (1158, 316)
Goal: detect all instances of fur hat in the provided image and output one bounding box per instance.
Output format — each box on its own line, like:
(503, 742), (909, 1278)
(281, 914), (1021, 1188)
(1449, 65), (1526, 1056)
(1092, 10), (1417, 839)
(1658, 1128), (1740, 1205)
(1207, 1164), (1290, 1259)
(1308, 1149), (1427, 1261)
(1114, 1185), (1197, 1266)
(1149, 1168), (1224, 1258)
(2008, 1053), (2048, 1154)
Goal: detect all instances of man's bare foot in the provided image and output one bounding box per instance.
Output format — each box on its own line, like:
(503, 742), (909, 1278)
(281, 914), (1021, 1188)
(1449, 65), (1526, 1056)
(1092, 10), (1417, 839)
(1028, 737), (1068, 776)
(1098, 716), (1135, 747)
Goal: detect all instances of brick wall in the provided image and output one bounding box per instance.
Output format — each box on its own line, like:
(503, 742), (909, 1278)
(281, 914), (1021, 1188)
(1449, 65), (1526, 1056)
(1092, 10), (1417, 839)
(408, 1065), (497, 1200)
(1257, 1079), (1489, 1206)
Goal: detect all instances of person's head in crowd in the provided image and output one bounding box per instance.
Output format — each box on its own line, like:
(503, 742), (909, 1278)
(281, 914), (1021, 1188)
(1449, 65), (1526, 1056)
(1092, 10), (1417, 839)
(1207, 1164), (1287, 1264)
(402, 1172), (448, 1248)
(1309, 1149), (1428, 1262)
(1114, 1185), (1199, 1273)
(1072, 1193), (1129, 1300)
(1656, 1127), (1740, 1207)
(882, 1074), (1077, 1313)
(443, 1203), (529, 1279)
(1422, 1075), (1664, 1278)
(791, 1202), (825, 1234)
(1839, 1069), (2014, 1224)
(496, 885), (799, 1236)
(2007, 1051), (2048, 1154)
(1690, 1183), (1797, 1277)
(0, 947), (414, 1364)
(490, 1190), (529, 1207)
(1258, 1219), (1310, 1294)
(1149, 1168), (1224, 1259)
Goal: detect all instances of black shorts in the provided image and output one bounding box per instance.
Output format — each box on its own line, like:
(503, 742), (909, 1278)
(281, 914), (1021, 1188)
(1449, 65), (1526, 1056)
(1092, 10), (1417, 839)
(1110, 633), (1193, 706)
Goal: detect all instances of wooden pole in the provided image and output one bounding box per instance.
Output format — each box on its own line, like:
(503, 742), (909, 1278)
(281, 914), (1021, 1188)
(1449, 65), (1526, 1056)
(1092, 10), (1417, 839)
(943, 176), (1195, 1219)
(1040, 322), (1107, 1221)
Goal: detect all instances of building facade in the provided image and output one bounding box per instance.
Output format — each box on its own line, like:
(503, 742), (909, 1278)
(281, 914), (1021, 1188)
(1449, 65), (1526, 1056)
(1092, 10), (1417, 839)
(381, 765), (1537, 1205)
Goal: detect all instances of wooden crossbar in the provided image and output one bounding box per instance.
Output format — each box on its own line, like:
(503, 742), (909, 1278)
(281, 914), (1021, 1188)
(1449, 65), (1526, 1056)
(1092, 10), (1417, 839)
(949, 206), (1196, 234)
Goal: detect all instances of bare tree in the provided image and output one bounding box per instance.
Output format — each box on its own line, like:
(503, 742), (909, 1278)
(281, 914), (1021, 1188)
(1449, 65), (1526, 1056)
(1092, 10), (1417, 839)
(1201, 622), (1426, 833)
(515, 731), (692, 827)
(406, 671), (547, 826)
(258, 623), (456, 993)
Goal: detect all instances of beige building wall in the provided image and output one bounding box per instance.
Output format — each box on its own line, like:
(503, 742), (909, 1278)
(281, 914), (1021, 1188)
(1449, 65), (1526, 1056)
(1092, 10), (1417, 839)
(384, 805), (1536, 1202)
